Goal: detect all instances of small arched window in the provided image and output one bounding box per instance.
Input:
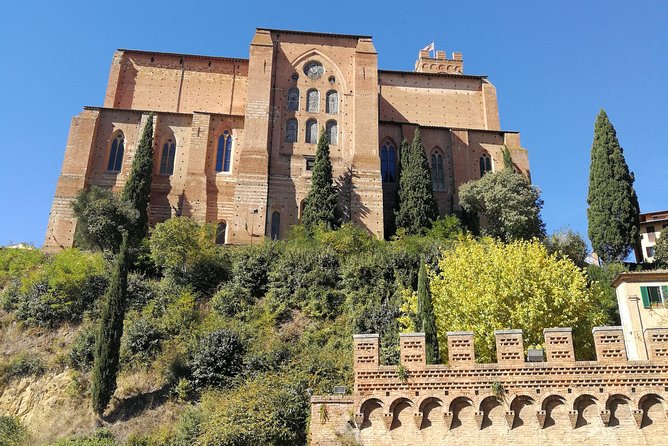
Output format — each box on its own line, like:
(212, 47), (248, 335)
(215, 130), (233, 172)
(215, 221), (227, 245)
(326, 90), (338, 114)
(479, 153), (492, 177)
(306, 89), (319, 113)
(271, 211), (281, 240)
(159, 138), (177, 175)
(431, 151), (445, 191)
(306, 119), (318, 144)
(107, 132), (125, 172)
(286, 119), (298, 143)
(380, 141), (396, 183)
(287, 88), (299, 111)
(326, 120), (338, 145)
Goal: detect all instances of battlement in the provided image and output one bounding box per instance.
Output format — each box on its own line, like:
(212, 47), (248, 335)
(310, 328), (668, 445)
(414, 49), (463, 74)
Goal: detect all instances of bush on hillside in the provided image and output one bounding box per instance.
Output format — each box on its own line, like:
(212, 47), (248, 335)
(231, 241), (281, 298)
(0, 352), (45, 384)
(189, 329), (245, 390)
(68, 324), (97, 372)
(211, 282), (253, 317)
(47, 429), (116, 446)
(122, 316), (164, 363)
(0, 247), (45, 289)
(0, 416), (28, 446)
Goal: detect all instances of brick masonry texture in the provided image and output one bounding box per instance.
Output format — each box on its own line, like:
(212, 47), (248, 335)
(309, 329), (668, 445)
(44, 28), (530, 250)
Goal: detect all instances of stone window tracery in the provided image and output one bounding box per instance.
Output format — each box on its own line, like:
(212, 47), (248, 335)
(431, 151), (445, 191)
(479, 153), (492, 177)
(159, 137), (176, 175)
(215, 130), (233, 173)
(306, 119), (318, 144)
(306, 89), (319, 113)
(304, 61), (324, 80)
(326, 90), (338, 114)
(380, 140), (396, 183)
(326, 120), (338, 145)
(287, 88), (299, 111)
(107, 132), (125, 172)
(286, 119), (298, 143)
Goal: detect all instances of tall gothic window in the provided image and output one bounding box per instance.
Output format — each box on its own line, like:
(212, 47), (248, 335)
(380, 141), (396, 183)
(326, 120), (338, 145)
(107, 132), (125, 172)
(431, 151), (445, 191)
(286, 119), (298, 143)
(326, 90), (338, 114)
(271, 211), (281, 240)
(159, 137), (176, 175)
(479, 153), (492, 177)
(287, 88), (299, 111)
(215, 130), (233, 172)
(306, 119), (318, 144)
(306, 89), (319, 113)
(215, 221), (227, 245)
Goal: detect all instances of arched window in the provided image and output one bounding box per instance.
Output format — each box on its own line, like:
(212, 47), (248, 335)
(270, 211), (280, 240)
(326, 90), (338, 114)
(215, 221), (227, 245)
(479, 153), (492, 177)
(159, 137), (177, 175)
(306, 89), (319, 113)
(326, 120), (338, 145)
(287, 88), (299, 111)
(431, 151), (445, 191)
(306, 119), (318, 144)
(286, 119), (298, 143)
(215, 130), (233, 172)
(107, 132), (125, 172)
(380, 141), (396, 183)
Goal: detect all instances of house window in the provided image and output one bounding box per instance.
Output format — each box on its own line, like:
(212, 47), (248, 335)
(326, 90), (338, 114)
(306, 119), (318, 144)
(380, 141), (396, 183)
(431, 152), (445, 191)
(479, 154), (492, 177)
(159, 138), (177, 175)
(287, 88), (299, 111)
(271, 211), (281, 240)
(286, 119), (298, 143)
(215, 130), (233, 172)
(305, 156), (315, 171)
(326, 120), (337, 145)
(640, 285), (668, 308)
(107, 132), (125, 172)
(647, 226), (656, 243)
(215, 222), (227, 245)
(646, 246), (656, 258)
(306, 89), (319, 113)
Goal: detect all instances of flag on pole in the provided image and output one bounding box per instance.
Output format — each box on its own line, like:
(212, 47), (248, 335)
(422, 42), (435, 55)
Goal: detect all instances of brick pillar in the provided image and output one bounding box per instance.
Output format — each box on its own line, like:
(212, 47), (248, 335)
(353, 334), (380, 372)
(543, 328), (575, 363)
(182, 112), (211, 221)
(447, 331), (475, 366)
(592, 326), (627, 363)
(644, 328), (668, 361)
(495, 329), (524, 365)
(400, 333), (427, 368)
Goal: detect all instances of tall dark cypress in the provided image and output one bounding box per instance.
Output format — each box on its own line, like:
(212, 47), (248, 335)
(121, 114), (154, 243)
(395, 128), (439, 234)
(587, 110), (640, 262)
(91, 232), (129, 415)
(417, 259), (440, 364)
(301, 129), (339, 231)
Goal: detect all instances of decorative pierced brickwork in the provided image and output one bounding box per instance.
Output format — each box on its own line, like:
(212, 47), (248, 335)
(400, 333), (427, 368)
(447, 331), (475, 366)
(645, 328), (668, 360)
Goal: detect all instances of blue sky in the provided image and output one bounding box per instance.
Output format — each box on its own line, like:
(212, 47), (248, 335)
(0, 0), (666, 247)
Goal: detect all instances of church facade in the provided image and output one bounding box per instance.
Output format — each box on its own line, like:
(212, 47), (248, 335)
(44, 28), (529, 250)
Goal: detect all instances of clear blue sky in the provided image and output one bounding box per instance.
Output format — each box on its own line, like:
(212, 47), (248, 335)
(1, 0), (666, 247)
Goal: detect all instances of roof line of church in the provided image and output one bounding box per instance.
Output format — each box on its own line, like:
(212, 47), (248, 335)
(378, 69), (487, 80)
(117, 48), (248, 63)
(379, 119), (519, 133)
(257, 27), (373, 40)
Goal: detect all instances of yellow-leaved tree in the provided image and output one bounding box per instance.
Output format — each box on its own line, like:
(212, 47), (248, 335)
(430, 236), (609, 362)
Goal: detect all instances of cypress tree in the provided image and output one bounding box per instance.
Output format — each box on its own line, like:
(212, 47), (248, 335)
(501, 145), (515, 171)
(91, 232), (129, 416)
(587, 110), (640, 262)
(395, 128), (439, 234)
(121, 114), (154, 243)
(417, 258), (439, 363)
(301, 129), (339, 231)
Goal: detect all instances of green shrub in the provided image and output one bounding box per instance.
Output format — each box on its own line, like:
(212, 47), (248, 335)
(0, 352), (45, 384)
(0, 247), (45, 289)
(186, 249), (231, 295)
(211, 282), (252, 317)
(0, 415), (28, 446)
(47, 429), (116, 446)
(68, 325), (97, 372)
(123, 317), (164, 363)
(126, 273), (158, 310)
(189, 329), (244, 390)
(231, 241), (281, 298)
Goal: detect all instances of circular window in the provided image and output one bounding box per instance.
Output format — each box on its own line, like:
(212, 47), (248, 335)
(291, 73), (299, 81)
(304, 61), (324, 80)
